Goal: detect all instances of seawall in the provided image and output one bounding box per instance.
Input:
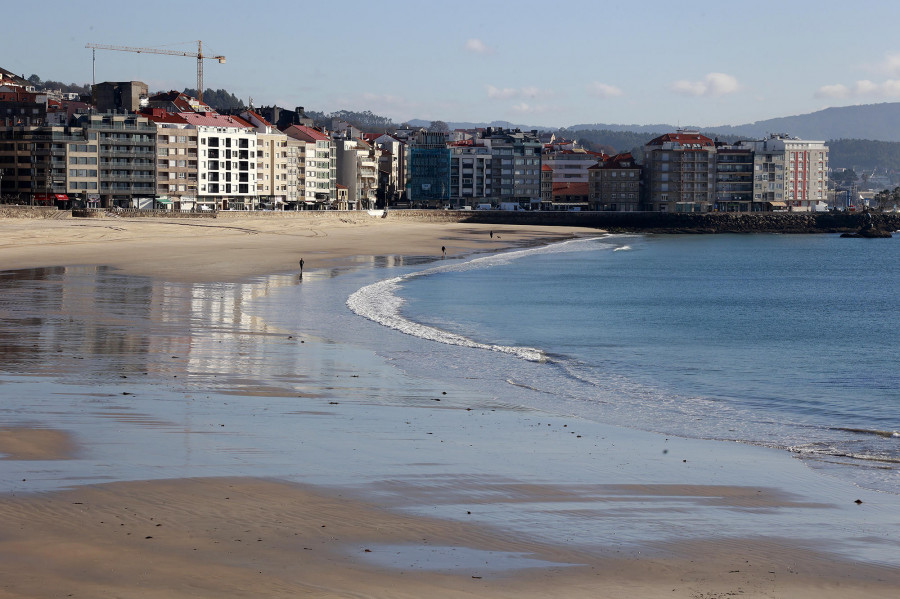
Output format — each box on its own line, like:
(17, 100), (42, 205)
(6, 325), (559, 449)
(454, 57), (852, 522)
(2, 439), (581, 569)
(388, 210), (900, 233)
(0, 206), (71, 219)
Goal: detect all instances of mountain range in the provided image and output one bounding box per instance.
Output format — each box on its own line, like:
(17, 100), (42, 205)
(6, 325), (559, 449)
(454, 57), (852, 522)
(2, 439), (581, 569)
(413, 102), (900, 143)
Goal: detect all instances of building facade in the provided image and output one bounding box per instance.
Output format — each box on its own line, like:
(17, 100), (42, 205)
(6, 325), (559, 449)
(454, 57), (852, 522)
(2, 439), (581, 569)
(407, 130), (450, 207)
(283, 124), (336, 208)
(449, 140), (492, 208)
(178, 112), (256, 210)
(482, 128), (542, 208)
(643, 131), (716, 212)
(714, 145), (754, 212)
(738, 135), (829, 211)
(588, 153), (642, 211)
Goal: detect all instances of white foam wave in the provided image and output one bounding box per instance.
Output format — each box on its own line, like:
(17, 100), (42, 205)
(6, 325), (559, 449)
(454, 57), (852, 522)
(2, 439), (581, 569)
(346, 236), (620, 362)
(347, 275), (546, 361)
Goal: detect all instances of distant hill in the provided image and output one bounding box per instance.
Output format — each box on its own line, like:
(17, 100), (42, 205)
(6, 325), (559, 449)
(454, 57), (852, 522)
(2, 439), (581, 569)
(569, 103), (900, 143)
(408, 119), (551, 131)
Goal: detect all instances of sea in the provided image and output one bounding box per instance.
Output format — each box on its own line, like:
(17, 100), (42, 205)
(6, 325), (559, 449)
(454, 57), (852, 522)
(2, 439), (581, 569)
(2, 231), (900, 560)
(337, 232), (900, 495)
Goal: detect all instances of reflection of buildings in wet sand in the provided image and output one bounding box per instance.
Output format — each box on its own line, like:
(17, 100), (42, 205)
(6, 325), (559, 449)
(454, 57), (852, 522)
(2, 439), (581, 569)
(169, 274), (298, 378)
(0, 266), (298, 380)
(0, 266), (157, 375)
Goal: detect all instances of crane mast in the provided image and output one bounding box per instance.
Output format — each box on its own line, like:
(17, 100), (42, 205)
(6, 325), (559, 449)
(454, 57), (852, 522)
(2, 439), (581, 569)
(85, 41), (225, 104)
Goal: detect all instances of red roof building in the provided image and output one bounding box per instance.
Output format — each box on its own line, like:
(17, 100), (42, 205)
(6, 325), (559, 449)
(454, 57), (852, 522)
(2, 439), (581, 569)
(643, 130), (716, 212)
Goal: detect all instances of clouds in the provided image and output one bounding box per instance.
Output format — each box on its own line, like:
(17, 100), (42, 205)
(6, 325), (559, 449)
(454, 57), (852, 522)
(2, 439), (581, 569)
(815, 80), (900, 99)
(670, 72), (740, 97)
(817, 54), (900, 99)
(486, 85), (553, 100)
(487, 86), (556, 115)
(486, 85), (518, 100)
(586, 81), (623, 98)
(464, 38), (493, 55)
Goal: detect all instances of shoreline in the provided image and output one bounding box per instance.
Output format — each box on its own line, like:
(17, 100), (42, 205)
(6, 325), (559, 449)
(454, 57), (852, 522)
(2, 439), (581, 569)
(0, 216), (591, 283)
(1, 217), (899, 597)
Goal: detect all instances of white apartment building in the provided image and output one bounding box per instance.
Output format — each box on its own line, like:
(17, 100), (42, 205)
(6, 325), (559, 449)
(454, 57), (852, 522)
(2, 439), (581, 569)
(179, 112), (258, 210)
(449, 141), (492, 207)
(542, 145), (606, 184)
(737, 135), (829, 211)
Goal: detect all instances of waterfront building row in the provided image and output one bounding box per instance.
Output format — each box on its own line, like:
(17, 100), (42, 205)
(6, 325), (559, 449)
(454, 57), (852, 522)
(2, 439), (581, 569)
(0, 77), (829, 212)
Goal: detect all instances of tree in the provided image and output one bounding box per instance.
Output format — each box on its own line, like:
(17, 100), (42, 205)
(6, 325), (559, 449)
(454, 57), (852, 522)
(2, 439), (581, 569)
(27, 74), (41, 86)
(428, 120), (449, 133)
(831, 168), (858, 186)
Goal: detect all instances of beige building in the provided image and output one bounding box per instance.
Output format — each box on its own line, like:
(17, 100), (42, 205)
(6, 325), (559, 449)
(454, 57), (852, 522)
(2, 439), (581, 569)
(144, 108), (199, 210)
(242, 110), (296, 208)
(588, 153), (641, 211)
(284, 124), (336, 208)
(644, 130), (716, 212)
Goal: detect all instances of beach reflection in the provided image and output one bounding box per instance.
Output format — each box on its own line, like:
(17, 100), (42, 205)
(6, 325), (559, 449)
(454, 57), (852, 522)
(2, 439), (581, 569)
(0, 266), (296, 380)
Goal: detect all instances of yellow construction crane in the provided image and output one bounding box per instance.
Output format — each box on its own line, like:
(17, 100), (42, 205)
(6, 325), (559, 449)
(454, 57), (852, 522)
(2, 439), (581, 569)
(85, 41), (225, 104)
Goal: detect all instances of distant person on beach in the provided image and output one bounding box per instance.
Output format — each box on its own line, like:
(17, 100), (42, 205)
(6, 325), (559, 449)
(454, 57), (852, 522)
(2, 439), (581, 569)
(490, 231), (493, 239)
(299, 258), (304, 278)
(441, 246), (446, 258)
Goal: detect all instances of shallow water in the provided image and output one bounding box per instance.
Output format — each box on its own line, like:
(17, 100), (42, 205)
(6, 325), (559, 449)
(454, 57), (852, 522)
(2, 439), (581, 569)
(1, 253), (899, 567)
(347, 234), (900, 494)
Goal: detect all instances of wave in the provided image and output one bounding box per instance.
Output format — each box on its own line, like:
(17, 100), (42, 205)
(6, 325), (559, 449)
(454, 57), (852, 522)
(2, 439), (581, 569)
(832, 427), (900, 439)
(346, 236), (619, 363)
(789, 444), (900, 465)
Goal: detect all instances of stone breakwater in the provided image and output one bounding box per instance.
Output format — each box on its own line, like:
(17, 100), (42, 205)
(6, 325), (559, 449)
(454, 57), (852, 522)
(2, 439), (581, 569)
(388, 209), (900, 234)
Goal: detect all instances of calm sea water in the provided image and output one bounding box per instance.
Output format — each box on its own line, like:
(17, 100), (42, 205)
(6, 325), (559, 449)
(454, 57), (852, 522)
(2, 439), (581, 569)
(349, 233), (900, 493)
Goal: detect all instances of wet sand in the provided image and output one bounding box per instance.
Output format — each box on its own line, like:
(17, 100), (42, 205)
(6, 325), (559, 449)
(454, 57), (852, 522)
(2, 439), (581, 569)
(0, 216), (583, 283)
(1, 215), (899, 598)
(1, 476), (896, 599)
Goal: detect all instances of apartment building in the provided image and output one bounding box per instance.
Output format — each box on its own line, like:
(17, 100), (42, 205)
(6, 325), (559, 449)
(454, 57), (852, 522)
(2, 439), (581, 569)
(334, 136), (379, 210)
(737, 134), (829, 211)
(144, 108), (199, 210)
(82, 112), (157, 208)
(178, 112), (256, 210)
(542, 142), (606, 184)
(481, 128), (543, 208)
(714, 144), (754, 212)
(407, 130), (451, 207)
(643, 130), (716, 212)
(242, 110), (296, 208)
(540, 163), (553, 204)
(588, 153), (642, 211)
(92, 81), (148, 113)
(449, 139), (492, 208)
(365, 133), (407, 206)
(283, 124), (336, 208)
(0, 125), (70, 204)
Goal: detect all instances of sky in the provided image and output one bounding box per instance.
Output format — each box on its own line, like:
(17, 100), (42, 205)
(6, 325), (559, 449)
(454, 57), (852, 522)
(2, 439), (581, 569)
(7, 0), (900, 129)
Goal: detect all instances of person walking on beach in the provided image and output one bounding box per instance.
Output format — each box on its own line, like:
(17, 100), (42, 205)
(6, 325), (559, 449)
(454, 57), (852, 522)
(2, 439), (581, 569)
(299, 257), (304, 278)
(441, 246), (446, 258)
(490, 230), (493, 239)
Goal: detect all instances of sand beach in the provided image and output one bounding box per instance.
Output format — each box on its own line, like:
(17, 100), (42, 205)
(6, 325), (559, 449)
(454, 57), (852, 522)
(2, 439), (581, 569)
(1, 214), (899, 598)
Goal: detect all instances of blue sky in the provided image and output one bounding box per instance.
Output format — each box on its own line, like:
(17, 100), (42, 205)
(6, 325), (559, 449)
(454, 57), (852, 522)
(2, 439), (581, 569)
(7, 0), (900, 128)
